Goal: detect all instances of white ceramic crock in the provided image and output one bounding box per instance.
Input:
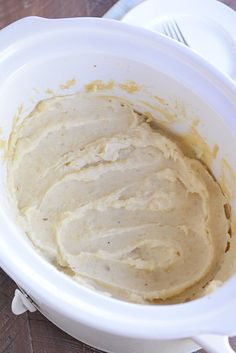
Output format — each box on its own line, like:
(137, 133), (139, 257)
(0, 17), (236, 353)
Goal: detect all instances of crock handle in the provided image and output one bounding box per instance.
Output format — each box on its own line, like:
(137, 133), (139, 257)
(193, 335), (235, 353)
(11, 289), (37, 315)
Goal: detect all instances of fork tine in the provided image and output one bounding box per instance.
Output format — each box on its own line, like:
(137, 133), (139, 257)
(162, 23), (171, 38)
(173, 20), (188, 46)
(162, 24), (169, 37)
(162, 23), (167, 35)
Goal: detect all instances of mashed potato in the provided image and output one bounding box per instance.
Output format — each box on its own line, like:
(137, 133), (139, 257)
(7, 94), (231, 303)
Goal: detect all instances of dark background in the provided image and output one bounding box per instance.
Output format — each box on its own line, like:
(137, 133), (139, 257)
(0, 1), (236, 352)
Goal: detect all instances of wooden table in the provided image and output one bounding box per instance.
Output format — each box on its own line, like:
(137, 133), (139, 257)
(0, 1), (236, 352)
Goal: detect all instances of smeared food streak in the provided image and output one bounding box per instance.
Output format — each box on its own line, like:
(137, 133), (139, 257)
(7, 93), (231, 304)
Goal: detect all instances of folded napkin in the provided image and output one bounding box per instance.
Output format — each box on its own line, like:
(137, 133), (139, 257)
(103, 0), (145, 20)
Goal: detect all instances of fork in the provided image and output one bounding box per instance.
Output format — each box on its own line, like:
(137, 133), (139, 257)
(162, 19), (189, 47)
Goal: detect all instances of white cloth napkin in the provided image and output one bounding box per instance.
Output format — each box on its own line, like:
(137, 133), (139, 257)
(103, 0), (145, 20)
